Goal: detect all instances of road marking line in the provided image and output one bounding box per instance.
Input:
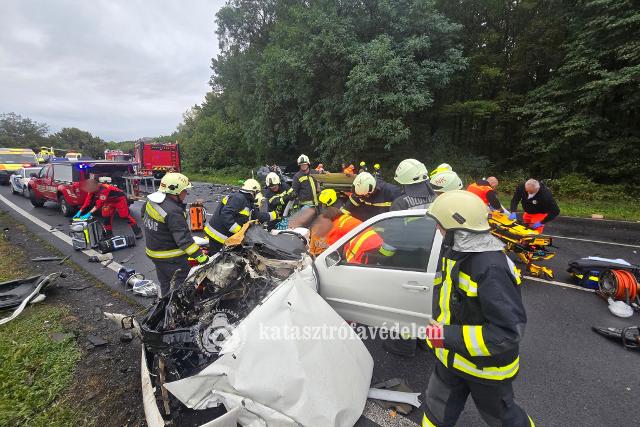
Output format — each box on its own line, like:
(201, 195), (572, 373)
(548, 234), (640, 249)
(0, 194), (124, 274)
(524, 275), (595, 293)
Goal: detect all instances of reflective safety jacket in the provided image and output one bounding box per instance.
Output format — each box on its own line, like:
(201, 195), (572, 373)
(204, 192), (276, 245)
(264, 182), (295, 218)
(143, 196), (203, 260)
(326, 214), (362, 246)
(343, 228), (384, 264)
(427, 248), (526, 384)
(467, 180), (501, 211)
(80, 183), (127, 213)
(292, 169), (320, 206)
(341, 179), (401, 221)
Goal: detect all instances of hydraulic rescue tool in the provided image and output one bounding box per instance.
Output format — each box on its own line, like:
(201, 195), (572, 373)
(488, 211), (555, 279)
(592, 325), (640, 351)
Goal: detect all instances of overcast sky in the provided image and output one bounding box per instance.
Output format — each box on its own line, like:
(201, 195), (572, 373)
(0, 0), (225, 141)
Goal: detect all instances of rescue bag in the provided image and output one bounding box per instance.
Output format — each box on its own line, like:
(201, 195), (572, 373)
(567, 257), (638, 290)
(69, 219), (102, 250)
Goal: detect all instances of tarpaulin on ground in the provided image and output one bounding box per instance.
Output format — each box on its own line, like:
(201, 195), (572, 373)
(164, 270), (373, 427)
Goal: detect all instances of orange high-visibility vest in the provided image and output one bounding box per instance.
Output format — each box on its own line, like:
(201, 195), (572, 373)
(326, 214), (362, 246)
(467, 182), (493, 205)
(343, 228), (383, 264)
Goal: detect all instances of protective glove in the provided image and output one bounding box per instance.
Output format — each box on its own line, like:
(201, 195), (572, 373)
(80, 212), (92, 220)
(195, 253), (209, 264)
(508, 212), (517, 221)
(531, 221), (543, 230)
(426, 324), (444, 348)
(73, 211), (82, 219)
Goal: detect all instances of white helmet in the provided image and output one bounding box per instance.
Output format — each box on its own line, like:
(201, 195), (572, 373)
(353, 172), (377, 196)
(430, 171), (463, 193)
(426, 190), (490, 232)
(429, 163), (452, 179)
(240, 178), (261, 195)
(395, 159), (429, 185)
(265, 172), (281, 186)
(297, 154), (310, 165)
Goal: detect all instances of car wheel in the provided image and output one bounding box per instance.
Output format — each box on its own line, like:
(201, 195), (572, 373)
(22, 186), (29, 198)
(59, 195), (74, 217)
(29, 188), (45, 207)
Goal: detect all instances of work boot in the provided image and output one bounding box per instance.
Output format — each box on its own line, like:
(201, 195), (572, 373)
(131, 224), (143, 239)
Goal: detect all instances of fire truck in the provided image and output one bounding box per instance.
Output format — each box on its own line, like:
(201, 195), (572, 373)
(134, 138), (181, 179)
(104, 149), (133, 162)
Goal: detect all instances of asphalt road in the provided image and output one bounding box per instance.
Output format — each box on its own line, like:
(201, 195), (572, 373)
(1, 183), (639, 427)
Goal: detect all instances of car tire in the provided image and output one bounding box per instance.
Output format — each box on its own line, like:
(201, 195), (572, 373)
(29, 188), (45, 207)
(59, 195), (73, 217)
(23, 186), (29, 198)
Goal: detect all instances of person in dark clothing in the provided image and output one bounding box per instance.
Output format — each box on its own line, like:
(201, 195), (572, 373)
(341, 172), (402, 221)
(422, 190), (533, 426)
(143, 173), (208, 297)
(467, 177), (502, 211)
(205, 178), (276, 252)
(390, 158), (437, 211)
(509, 179), (560, 233)
(264, 172), (296, 229)
(292, 154), (320, 207)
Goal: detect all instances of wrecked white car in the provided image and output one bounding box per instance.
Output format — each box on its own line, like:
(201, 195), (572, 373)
(137, 209), (441, 426)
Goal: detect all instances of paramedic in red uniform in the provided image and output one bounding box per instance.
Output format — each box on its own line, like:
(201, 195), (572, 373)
(509, 178), (560, 233)
(75, 178), (143, 239)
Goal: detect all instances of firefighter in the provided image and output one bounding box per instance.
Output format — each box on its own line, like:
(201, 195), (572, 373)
(314, 189), (363, 246)
(430, 170), (463, 195)
(205, 179), (277, 252)
(373, 163), (381, 178)
(422, 190), (533, 427)
(142, 173), (208, 297)
(509, 178), (560, 233)
(342, 162), (356, 176)
(467, 176), (502, 211)
(391, 159), (437, 210)
(340, 172), (401, 222)
(75, 177), (142, 239)
(315, 163), (325, 173)
(263, 172), (296, 229)
(292, 154), (320, 207)
(429, 163), (452, 179)
(358, 161), (368, 173)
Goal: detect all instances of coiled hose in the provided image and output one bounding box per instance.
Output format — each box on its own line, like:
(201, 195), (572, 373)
(598, 269), (639, 305)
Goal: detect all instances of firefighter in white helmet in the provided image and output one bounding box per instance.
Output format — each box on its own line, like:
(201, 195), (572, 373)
(340, 172), (401, 222)
(422, 190), (533, 426)
(205, 178), (277, 252)
(391, 158), (437, 211)
(143, 173), (207, 296)
(292, 154), (320, 207)
(430, 170), (463, 195)
(263, 172), (296, 229)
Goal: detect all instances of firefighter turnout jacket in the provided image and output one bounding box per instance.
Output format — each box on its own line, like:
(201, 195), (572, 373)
(426, 245), (526, 384)
(143, 196), (204, 260)
(467, 180), (502, 211)
(264, 182), (296, 219)
(79, 183), (127, 213)
(341, 179), (401, 221)
(204, 192), (276, 245)
(292, 169), (320, 205)
(326, 214), (362, 246)
(509, 183), (560, 223)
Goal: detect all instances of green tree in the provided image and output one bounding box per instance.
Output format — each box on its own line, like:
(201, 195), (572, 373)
(0, 113), (49, 148)
(51, 127), (106, 159)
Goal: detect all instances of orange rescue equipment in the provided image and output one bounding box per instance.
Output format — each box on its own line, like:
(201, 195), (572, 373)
(189, 200), (205, 231)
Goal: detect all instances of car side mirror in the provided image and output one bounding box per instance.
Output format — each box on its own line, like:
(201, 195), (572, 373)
(325, 250), (341, 268)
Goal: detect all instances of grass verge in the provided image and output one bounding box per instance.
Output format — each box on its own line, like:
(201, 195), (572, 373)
(185, 169), (248, 185)
(0, 233), (83, 426)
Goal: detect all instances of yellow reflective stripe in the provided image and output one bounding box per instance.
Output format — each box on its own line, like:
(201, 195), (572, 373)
(269, 211), (277, 221)
(299, 175), (308, 182)
(379, 245), (395, 257)
(309, 175), (318, 205)
(434, 273), (442, 285)
(458, 272), (478, 297)
(422, 414), (437, 427)
(463, 325), (490, 356)
(436, 259), (455, 324)
(338, 215), (351, 228)
(145, 247), (185, 259)
(452, 354), (519, 380)
(435, 348), (449, 367)
(348, 195), (360, 207)
(239, 208), (251, 216)
(145, 203), (165, 223)
(345, 230), (376, 262)
(229, 223), (241, 233)
(222, 196), (228, 205)
(340, 207), (351, 215)
(365, 201), (392, 207)
(528, 416), (535, 426)
(204, 224), (228, 244)
(184, 243), (200, 255)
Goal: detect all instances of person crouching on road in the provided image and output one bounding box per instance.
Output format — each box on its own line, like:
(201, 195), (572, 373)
(509, 178), (560, 233)
(74, 177), (142, 239)
(204, 179), (277, 253)
(340, 172), (401, 221)
(143, 173), (208, 297)
(391, 159), (436, 210)
(422, 190), (534, 427)
(467, 176), (503, 211)
(264, 172), (296, 230)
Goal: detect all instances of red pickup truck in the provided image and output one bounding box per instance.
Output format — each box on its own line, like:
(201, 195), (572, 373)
(28, 161), (135, 216)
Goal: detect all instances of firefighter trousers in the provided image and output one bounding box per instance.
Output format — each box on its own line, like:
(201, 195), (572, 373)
(152, 256), (190, 297)
(423, 362), (533, 427)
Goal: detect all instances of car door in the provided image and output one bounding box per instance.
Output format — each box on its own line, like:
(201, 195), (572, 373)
(12, 168), (24, 191)
(314, 209), (442, 338)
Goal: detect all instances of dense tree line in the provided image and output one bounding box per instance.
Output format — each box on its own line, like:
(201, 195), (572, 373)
(0, 112), (110, 159)
(177, 0), (639, 185)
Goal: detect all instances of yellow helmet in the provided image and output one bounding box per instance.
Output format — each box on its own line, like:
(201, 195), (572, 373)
(429, 163), (452, 179)
(265, 172), (281, 186)
(353, 172), (376, 196)
(359, 161), (366, 167)
(159, 173), (192, 195)
(319, 188), (338, 206)
(240, 178), (261, 195)
(426, 190), (490, 232)
(374, 163), (380, 170)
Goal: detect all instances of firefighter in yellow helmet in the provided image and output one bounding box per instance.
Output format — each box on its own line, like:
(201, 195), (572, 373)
(205, 178), (278, 252)
(421, 190), (533, 427)
(143, 173), (208, 296)
(340, 172), (401, 221)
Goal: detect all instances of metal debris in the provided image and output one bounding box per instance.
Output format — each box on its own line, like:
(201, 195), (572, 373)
(31, 256), (66, 262)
